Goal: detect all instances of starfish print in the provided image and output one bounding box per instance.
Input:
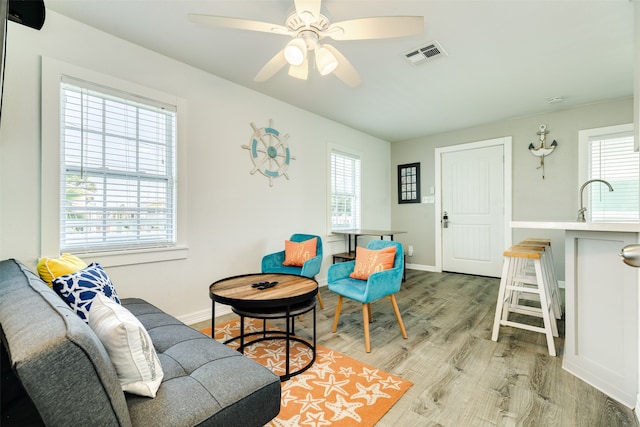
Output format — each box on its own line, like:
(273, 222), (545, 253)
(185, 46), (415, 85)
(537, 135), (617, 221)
(268, 414), (301, 427)
(214, 324), (235, 341)
(380, 375), (403, 390)
(309, 361), (334, 379)
(314, 374), (350, 398)
(289, 350), (312, 369)
(240, 341), (267, 354)
(358, 367), (382, 382)
(264, 357), (286, 373)
(288, 356), (305, 370)
(295, 392), (325, 412)
(245, 323), (264, 333)
(318, 350), (342, 364)
(352, 382), (391, 405)
(301, 411), (332, 427)
(241, 346), (259, 358)
(283, 374), (314, 391)
(261, 346), (286, 361)
(338, 366), (355, 377)
(243, 318), (264, 330)
(280, 389), (297, 407)
(325, 394), (363, 422)
(296, 346), (314, 359)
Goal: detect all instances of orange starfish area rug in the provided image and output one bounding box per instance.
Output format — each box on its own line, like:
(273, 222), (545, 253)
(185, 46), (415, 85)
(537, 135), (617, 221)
(201, 318), (412, 426)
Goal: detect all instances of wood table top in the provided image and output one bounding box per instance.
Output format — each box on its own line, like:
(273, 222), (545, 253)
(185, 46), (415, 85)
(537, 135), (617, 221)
(331, 229), (407, 236)
(210, 273), (317, 309)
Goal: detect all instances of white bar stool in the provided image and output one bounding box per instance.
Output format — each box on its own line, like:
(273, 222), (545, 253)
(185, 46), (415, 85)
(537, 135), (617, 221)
(518, 238), (562, 319)
(491, 246), (558, 356)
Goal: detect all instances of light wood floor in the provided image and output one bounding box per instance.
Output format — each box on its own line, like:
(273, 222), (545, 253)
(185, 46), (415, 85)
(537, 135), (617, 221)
(194, 270), (638, 426)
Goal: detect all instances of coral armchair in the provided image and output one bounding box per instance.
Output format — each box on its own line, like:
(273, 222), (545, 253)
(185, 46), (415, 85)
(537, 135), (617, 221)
(261, 233), (324, 308)
(328, 240), (407, 352)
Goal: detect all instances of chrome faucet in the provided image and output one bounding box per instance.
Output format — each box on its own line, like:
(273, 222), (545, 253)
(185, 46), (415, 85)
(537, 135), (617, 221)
(577, 179), (613, 222)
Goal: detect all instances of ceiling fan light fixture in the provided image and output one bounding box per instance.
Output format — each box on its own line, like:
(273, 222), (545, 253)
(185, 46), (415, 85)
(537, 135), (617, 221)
(190, 1), (423, 87)
(284, 38), (307, 66)
(315, 46), (338, 75)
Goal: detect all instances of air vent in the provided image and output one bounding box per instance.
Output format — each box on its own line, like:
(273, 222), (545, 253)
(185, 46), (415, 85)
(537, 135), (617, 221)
(404, 41), (447, 65)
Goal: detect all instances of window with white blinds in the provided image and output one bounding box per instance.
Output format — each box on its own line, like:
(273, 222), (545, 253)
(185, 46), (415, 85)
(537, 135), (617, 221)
(331, 150), (361, 230)
(60, 77), (177, 252)
(587, 129), (638, 222)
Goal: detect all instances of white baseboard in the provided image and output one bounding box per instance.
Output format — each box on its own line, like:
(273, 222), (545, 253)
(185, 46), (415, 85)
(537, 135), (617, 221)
(177, 307), (215, 325)
(405, 263), (438, 272)
(177, 304), (233, 325)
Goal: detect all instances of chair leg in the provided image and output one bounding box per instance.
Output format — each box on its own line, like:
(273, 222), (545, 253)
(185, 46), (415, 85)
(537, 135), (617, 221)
(389, 295), (408, 339)
(316, 290), (325, 309)
(362, 303), (371, 353)
(366, 303), (372, 323)
(332, 296), (343, 333)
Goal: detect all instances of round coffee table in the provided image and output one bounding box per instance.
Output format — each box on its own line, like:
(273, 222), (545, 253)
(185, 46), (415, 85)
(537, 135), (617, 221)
(209, 273), (318, 380)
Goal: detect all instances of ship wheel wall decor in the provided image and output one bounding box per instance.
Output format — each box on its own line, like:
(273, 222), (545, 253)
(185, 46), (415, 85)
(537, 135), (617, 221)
(241, 119), (295, 186)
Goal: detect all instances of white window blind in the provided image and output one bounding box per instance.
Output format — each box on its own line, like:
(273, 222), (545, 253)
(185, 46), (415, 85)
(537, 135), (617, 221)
(331, 150), (361, 230)
(60, 77), (177, 252)
(588, 131), (638, 222)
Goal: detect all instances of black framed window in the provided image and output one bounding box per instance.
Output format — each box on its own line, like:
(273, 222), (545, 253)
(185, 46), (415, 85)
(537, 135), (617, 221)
(398, 163), (420, 204)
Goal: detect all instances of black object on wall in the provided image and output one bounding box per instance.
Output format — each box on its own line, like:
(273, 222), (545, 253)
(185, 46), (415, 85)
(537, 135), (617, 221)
(8, 0), (45, 30)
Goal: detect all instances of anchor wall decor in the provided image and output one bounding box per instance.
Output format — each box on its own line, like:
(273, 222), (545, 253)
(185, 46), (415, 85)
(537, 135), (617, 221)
(528, 124), (558, 179)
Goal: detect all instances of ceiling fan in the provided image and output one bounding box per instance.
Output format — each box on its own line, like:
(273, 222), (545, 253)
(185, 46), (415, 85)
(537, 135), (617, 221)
(189, 0), (423, 88)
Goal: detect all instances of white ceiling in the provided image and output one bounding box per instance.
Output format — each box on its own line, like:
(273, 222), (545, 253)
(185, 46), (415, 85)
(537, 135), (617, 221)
(44, 0), (635, 142)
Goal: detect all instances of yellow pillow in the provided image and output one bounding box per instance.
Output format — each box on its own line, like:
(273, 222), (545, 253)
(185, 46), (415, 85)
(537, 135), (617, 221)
(349, 246), (396, 280)
(37, 253), (87, 288)
(283, 237), (317, 267)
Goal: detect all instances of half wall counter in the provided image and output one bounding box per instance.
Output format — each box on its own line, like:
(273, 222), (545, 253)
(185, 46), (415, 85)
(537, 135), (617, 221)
(511, 221), (639, 408)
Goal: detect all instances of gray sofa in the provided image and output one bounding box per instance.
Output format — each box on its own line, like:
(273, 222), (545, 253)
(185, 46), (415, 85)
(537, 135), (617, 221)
(0, 258), (281, 426)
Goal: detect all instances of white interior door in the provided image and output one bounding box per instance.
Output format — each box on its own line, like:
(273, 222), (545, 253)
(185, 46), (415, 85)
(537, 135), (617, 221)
(440, 142), (507, 277)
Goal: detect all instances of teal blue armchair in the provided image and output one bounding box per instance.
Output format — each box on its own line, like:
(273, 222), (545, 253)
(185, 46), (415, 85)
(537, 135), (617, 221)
(328, 240), (407, 352)
(261, 233), (324, 308)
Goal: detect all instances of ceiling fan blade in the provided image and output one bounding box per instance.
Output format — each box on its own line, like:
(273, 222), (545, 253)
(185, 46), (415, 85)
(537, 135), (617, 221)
(324, 16), (424, 40)
(188, 14), (290, 35)
(254, 49), (288, 82)
(288, 56), (309, 80)
(294, 0), (322, 22)
(323, 44), (362, 88)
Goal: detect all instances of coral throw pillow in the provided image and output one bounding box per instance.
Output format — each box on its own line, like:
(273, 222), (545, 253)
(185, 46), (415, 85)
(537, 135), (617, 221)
(37, 253), (87, 288)
(350, 246), (397, 280)
(283, 237), (318, 267)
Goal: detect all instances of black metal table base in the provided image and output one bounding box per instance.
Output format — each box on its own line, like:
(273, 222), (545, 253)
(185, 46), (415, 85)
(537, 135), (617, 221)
(225, 298), (317, 381)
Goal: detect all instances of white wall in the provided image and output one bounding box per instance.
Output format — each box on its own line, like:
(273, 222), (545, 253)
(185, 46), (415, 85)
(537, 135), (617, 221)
(0, 12), (391, 321)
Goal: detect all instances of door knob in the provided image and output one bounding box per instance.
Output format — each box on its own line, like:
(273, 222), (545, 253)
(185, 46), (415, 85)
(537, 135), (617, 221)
(442, 211), (449, 229)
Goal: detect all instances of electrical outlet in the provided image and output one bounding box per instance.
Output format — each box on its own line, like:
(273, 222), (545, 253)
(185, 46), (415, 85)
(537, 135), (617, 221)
(408, 245), (414, 256)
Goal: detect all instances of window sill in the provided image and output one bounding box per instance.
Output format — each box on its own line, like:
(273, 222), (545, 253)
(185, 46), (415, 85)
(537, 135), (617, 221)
(71, 245), (188, 268)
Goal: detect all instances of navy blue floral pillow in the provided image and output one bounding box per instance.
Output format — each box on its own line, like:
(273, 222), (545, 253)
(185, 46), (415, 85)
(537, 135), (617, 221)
(52, 262), (121, 322)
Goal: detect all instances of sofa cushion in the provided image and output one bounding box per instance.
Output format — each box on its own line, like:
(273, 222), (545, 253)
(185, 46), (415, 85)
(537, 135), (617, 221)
(122, 298), (282, 427)
(52, 262), (121, 322)
(89, 294), (163, 398)
(36, 253), (87, 287)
